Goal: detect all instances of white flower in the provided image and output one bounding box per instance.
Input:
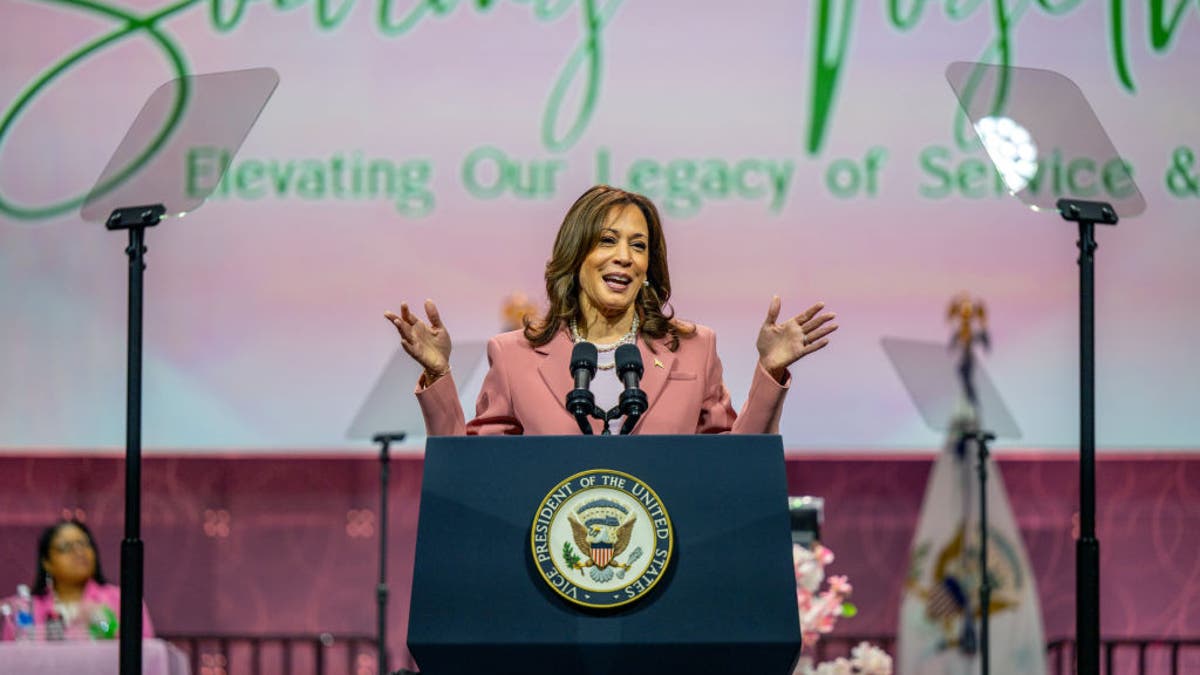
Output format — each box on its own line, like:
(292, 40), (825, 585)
(793, 544), (825, 592)
(850, 642), (893, 675)
(813, 657), (853, 675)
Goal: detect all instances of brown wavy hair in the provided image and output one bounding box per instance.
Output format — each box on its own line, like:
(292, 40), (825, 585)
(525, 185), (694, 352)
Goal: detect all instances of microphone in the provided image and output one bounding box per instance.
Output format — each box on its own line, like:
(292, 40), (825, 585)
(566, 341), (598, 435)
(615, 343), (647, 435)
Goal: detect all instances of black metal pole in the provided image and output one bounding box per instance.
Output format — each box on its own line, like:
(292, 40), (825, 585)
(1057, 198), (1114, 675)
(120, 225), (146, 675)
(373, 432), (405, 675)
(1077, 220), (1100, 675)
(972, 431), (995, 675)
(378, 439), (389, 675)
(106, 204), (162, 675)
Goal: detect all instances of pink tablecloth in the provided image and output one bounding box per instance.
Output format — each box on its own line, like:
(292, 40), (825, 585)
(0, 638), (189, 675)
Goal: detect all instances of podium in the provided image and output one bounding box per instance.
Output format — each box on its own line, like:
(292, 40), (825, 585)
(408, 435), (801, 675)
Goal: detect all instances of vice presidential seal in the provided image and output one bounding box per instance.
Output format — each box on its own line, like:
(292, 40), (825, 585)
(531, 469), (673, 609)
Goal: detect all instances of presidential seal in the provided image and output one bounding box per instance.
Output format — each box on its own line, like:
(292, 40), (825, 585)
(531, 469), (673, 609)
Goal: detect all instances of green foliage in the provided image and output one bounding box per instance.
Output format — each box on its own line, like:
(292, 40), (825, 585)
(562, 541), (582, 569)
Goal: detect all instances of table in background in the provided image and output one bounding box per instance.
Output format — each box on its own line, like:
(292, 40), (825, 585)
(0, 638), (189, 675)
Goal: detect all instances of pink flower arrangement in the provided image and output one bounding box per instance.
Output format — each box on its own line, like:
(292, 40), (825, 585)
(792, 543), (892, 675)
(794, 543), (853, 648)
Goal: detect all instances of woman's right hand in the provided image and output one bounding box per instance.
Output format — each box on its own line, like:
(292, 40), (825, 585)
(384, 300), (452, 382)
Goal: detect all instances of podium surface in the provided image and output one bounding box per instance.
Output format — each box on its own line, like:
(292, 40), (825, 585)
(408, 434), (801, 675)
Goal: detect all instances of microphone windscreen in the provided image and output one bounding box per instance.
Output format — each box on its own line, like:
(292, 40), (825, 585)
(614, 343), (643, 377)
(570, 341), (598, 375)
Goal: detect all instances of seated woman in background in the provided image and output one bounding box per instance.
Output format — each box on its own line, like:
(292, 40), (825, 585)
(2, 519), (154, 640)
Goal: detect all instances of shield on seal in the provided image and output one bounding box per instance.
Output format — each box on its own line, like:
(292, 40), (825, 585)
(591, 542), (613, 568)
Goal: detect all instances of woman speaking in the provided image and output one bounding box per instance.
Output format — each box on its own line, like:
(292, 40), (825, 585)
(384, 185), (837, 436)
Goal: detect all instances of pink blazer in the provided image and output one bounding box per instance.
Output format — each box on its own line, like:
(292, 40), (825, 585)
(416, 325), (789, 436)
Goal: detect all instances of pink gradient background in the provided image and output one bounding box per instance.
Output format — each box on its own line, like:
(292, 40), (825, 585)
(1, 1), (1197, 452)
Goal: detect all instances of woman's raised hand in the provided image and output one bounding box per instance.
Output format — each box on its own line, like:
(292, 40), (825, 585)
(756, 296), (838, 382)
(384, 299), (452, 382)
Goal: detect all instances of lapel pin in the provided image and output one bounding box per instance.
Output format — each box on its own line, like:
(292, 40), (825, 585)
(654, 358), (665, 369)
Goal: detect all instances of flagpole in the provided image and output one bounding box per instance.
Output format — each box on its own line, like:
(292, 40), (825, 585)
(967, 430), (996, 675)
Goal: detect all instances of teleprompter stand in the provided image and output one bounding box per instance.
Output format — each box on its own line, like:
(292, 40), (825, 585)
(80, 68), (278, 675)
(883, 335), (1021, 674)
(346, 342), (487, 673)
(946, 62), (1146, 674)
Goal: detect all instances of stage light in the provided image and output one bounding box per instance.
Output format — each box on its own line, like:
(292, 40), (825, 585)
(973, 115), (1038, 194)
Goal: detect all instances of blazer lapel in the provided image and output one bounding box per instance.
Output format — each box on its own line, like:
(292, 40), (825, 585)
(539, 330), (674, 435)
(538, 330), (610, 434)
(536, 329), (576, 416)
(634, 336), (676, 431)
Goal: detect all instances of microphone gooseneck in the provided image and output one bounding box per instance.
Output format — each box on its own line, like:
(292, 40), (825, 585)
(566, 341), (599, 435)
(615, 344), (647, 435)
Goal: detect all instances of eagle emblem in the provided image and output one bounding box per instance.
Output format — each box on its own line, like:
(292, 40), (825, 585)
(906, 524), (1024, 655)
(565, 498), (643, 583)
(531, 468), (673, 609)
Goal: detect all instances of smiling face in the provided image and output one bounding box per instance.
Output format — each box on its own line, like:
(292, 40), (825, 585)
(576, 204), (650, 323)
(42, 523), (97, 589)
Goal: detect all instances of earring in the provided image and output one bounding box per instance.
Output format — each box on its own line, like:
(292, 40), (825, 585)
(643, 280), (650, 288)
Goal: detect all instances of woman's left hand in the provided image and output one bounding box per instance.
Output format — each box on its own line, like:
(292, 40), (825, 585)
(756, 296), (838, 382)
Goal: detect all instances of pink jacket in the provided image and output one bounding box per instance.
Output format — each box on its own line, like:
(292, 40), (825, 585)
(416, 325), (789, 436)
(2, 580), (154, 640)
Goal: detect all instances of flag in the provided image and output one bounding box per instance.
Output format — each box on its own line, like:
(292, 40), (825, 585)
(897, 417), (1046, 675)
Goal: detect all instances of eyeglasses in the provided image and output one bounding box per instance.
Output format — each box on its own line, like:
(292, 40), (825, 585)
(50, 540), (93, 554)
